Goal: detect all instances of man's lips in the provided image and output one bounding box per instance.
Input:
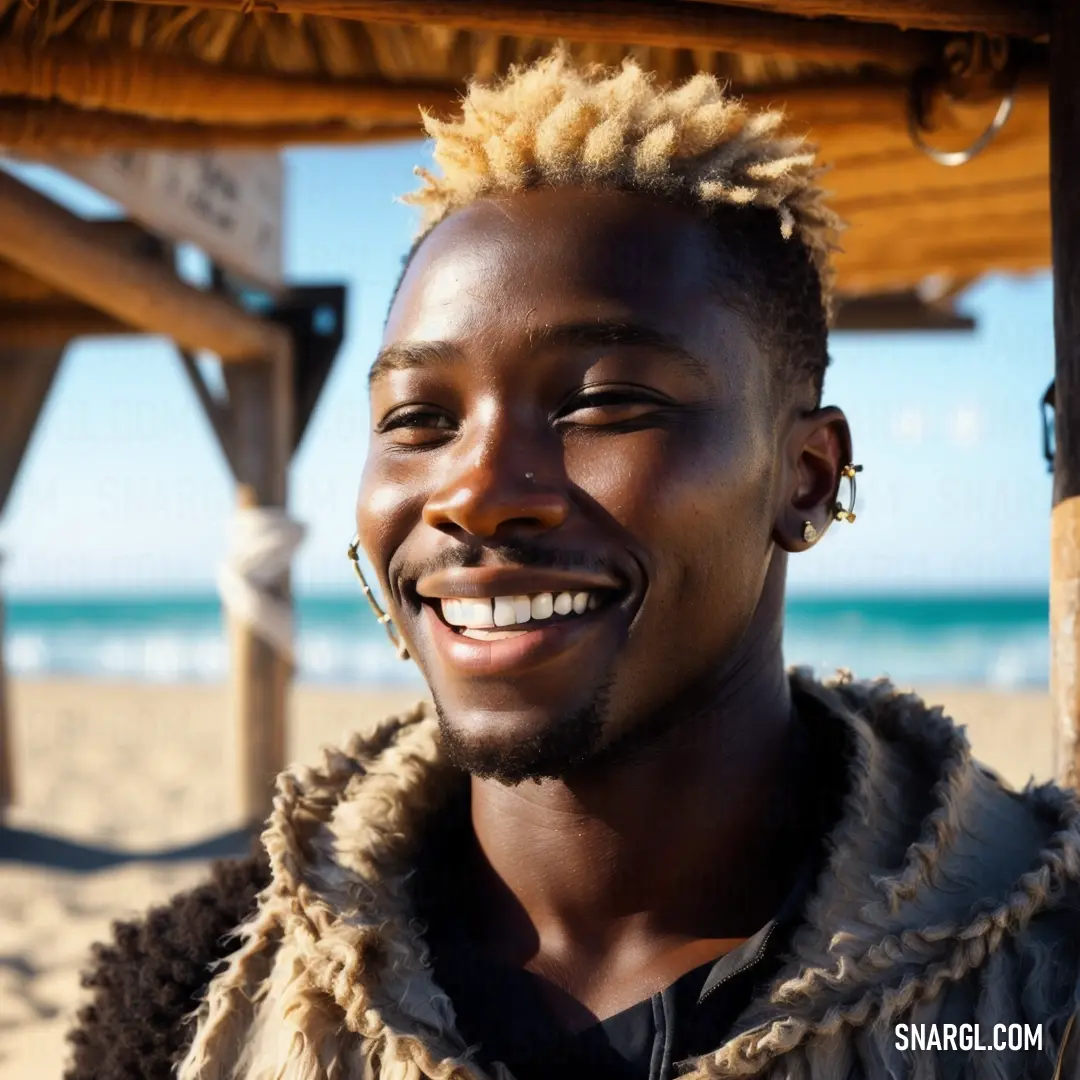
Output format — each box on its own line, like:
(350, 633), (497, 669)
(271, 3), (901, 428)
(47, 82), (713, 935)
(410, 564), (638, 677)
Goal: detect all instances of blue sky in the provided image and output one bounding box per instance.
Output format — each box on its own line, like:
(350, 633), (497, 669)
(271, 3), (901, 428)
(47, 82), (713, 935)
(0, 146), (1056, 597)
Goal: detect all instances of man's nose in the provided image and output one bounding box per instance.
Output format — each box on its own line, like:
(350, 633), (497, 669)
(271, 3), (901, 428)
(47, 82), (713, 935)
(422, 426), (570, 540)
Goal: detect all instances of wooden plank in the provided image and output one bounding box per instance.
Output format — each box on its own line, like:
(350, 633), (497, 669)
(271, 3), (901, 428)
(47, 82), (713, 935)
(823, 114), (1048, 207)
(0, 261), (63, 303)
(107, 0), (943, 67)
(0, 100), (424, 152)
(687, 0), (1048, 38)
(837, 177), (1048, 222)
(837, 228), (1049, 294)
(832, 291), (975, 332)
(1050, 0), (1080, 786)
(0, 170), (287, 361)
(50, 152), (286, 291)
(0, 304), (133, 348)
(767, 74), (1048, 156)
(0, 41), (459, 126)
(0, 220), (168, 303)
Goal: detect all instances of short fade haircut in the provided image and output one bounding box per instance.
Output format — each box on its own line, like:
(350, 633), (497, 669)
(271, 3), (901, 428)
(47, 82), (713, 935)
(395, 49), (843, 405)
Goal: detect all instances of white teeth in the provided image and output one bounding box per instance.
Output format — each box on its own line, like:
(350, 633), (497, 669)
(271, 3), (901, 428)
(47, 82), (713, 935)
(468, 600), (494, 626)
(464, 599), (495, 627)
(493, 596), (517, 627)
(531, 593), (554, 620)
(441, 589), (605, 630)
(441, 598), (494, 628)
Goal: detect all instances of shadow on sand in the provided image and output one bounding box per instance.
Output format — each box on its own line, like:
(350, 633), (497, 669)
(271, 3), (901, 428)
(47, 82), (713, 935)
(0, 826), (256, 871)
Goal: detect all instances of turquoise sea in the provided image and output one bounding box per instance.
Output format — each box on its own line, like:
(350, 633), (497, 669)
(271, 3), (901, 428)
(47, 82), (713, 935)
(2, 592), (1051, 689)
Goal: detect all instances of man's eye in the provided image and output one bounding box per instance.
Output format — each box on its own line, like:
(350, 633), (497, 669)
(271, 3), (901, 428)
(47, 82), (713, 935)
(557, 389), (668, 425)
(377, 409), (455, 444)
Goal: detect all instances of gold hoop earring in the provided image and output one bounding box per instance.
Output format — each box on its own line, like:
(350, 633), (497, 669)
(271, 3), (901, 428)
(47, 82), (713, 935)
(347, 537), (409, 661)
(834, 464), (863, 524)
(802, 521), (820, 543)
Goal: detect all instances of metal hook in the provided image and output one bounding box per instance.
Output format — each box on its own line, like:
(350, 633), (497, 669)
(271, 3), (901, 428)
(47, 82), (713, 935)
(1042, 382), (1056, 475)
(907, 57), (1018, 168)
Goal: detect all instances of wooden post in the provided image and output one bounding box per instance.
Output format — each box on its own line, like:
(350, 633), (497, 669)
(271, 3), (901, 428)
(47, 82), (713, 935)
(0, 582), (10, 820)
(0, 345), (68, 819)
(221, 351), (294, 827)
(1050, 0), (1080, 786)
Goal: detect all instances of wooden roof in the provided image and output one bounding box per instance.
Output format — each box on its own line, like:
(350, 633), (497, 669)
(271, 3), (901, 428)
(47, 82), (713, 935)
(0, 1), (1052, 299)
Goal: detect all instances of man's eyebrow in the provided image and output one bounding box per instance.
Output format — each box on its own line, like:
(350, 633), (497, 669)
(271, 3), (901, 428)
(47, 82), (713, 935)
(527, 321), (710, 380)
(369, 321), (710, 384)
(368, 340), (462, 384)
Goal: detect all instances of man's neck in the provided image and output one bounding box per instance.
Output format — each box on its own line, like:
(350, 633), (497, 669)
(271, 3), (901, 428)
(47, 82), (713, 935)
(464, 645), (808, 989)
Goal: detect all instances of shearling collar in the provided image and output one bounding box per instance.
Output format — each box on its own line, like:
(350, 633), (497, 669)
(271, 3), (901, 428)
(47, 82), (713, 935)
(177, 671), (1080, 1080)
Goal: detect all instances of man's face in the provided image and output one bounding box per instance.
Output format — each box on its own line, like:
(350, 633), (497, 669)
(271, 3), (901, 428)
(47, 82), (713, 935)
(358, 189), (786, 783)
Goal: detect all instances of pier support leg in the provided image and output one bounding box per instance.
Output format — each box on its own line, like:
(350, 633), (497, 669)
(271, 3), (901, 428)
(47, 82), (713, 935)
(222, 355), (294, 827)
(1050, 0), (1080, 784)
(0, 345), (67, 820)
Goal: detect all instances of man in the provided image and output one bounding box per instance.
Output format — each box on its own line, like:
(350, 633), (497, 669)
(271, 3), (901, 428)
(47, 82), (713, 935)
(67, 51), (1080, 1080)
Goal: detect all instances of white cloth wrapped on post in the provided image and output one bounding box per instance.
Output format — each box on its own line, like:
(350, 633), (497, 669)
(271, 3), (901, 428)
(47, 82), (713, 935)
(217, 506), (306, 662)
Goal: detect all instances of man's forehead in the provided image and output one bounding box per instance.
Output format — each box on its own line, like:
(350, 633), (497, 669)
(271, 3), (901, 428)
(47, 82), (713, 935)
(382, 189), (724, 354)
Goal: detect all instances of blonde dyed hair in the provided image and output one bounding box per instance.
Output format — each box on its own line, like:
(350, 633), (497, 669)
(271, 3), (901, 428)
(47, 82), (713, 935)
(403, 48), (842, 318)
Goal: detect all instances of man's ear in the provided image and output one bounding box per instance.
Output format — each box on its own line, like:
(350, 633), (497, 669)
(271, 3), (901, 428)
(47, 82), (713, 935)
(773, 406), (851, 553)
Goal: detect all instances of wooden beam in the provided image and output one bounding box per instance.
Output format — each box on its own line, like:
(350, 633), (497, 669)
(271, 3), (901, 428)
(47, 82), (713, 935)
(687, 0), (1048, 38)
(0, 304), (134, 348)
(0, 100), (425, 152)
(0, 171), (287, 361)
(0, 220), (169, 303)
(108, 0), (944, 67)
(0, 42), (458, 126)
(832, 291), (976, 332)
(1050, 0), (1080, 786)
(0, 345), (68, 822)
(1, 73), (1045, 156)
(0, 261), (59, 303)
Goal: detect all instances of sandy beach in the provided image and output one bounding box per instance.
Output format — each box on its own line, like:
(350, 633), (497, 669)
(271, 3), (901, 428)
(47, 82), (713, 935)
(0, 678), (1057, 1078)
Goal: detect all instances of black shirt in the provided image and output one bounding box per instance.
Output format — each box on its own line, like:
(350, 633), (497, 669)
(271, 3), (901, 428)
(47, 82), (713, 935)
(411, 704), (845, 1080)
(425, 865), (813, 1080)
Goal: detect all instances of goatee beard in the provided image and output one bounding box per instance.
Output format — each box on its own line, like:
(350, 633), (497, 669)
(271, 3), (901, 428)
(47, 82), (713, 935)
(433, 681), (613, 786)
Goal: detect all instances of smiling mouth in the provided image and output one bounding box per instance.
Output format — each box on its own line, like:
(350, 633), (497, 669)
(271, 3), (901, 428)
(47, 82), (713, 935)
(431, 589), (618, 640)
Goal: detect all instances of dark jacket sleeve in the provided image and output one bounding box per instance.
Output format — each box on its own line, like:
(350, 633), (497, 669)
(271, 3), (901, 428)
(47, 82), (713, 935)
(64, 851), (271, 1080)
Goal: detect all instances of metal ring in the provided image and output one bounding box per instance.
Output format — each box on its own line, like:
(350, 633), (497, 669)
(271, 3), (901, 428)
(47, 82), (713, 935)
(347, 536), (410, 661)
(907, 71), (1017, 168)
(834, 464), (862, 524)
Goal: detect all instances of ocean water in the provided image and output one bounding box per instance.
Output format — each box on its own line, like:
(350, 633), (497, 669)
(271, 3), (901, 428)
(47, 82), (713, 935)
(2, 593), (1051, 690)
